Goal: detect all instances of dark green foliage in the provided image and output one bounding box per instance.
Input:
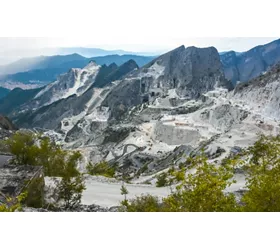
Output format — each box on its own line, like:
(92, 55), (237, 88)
(5, 132), (39, 165)
(241, 135), (280, 211)
(120, 184), (129, 202)
(56, 174), (86, 210)
(24, 177), (45, 208)
(2, 131), (85, 210)
(86, 161), (116, 178)
(4, 132), (82, 177)
(156, 172), (169, 187)
(120, 194), (163, 212)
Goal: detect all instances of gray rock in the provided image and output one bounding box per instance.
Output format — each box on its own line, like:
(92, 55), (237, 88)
(221, 38), (280, 85)
(0, 164), (44, 206)
(102, 45), (233, 120)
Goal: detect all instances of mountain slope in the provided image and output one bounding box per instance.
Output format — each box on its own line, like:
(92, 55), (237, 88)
(0, 115), (17, 130)
(220, 38), (280, 85)
(0, 87), (42, 115)
(0, 54), (154, 80)
(101, 45), (233, 120)
(0, 87), (10, 99)
(93, 60), (139, 88)
(32, 61), (101, 108)
(0, 53), (86, 75)
(232, 63), (280, 119)
(10, 44), (280, 191)
(13, 60), (139, 129)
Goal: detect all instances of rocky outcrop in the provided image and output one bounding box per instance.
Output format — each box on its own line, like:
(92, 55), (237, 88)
(0, 164), (44, 207)
(232, 63), (280, 119)
(0, 115), (17, 141)
(13, 60), (139, 129)
(0, 115), (17, 130)
(102, 45), (233, 120)
(221, 38), (280, 85)
(15, 88), (95, 130)
(93, 60), (138, 88)
(0, 87), (42, 116)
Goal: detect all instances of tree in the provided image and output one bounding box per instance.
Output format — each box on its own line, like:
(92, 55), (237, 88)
(121, 155), (239, 212)
(4, 131), (81, 177)
(241, 135), (280, 212)
(5, 131), (39, 165)
(2, 131), (86, 210)
(55, 151), (85, 210)
(156, 172), (169, 187)
(120, 183), (129, 203)
(163, 155), (238, 212)
(56, 174), (86, 210)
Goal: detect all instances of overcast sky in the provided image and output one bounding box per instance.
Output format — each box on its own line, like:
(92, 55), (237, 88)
(0, 37), (278, 52)
(0, 37), (278, 65)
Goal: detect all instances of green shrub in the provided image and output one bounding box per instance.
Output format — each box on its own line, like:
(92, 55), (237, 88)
(86, 161), (116, 178)
(120, 194), (163, 212)
(156, 172), (168, 187)
(56, 174), (86, 210)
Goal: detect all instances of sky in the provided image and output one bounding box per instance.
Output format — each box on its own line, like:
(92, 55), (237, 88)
(0, 37), (278, 65)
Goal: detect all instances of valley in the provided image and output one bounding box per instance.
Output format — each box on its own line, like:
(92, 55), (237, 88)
(1, 38), (280, 211)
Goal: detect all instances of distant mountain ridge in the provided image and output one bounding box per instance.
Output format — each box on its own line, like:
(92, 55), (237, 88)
(0, 59), (139, 125)
(220, 38), (280, 85)
(0, 87), (10, 100)
(0, 54), (155, 85)
(9, 45), (232, 129)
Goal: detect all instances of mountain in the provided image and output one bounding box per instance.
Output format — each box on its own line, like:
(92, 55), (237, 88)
(10, 59), (139, 128)
(5, 43), (280, 208)
(101, 45), (233, 120)
(11, 45), (232, 131)
(0, 87), (10, 99)
(0, 53), (86, 75)
(0, 87), (42, 115)
(0, 54), (153, 76)
(0, 47), (158, 65)
(220, 38), (280, 85)
(91, 55), (154, 68)
(0, 68), (69, 85)
(0, 54), (154, 85)
(93, 60), (139, 88)
(232, 63), (280, 119)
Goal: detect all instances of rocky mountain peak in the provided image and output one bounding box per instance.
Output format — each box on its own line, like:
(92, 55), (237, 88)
(83, 60), (99, 70)
(108, 62), (118, 70)
(123, 59), (139, 69)
(101, 45), (233, 120)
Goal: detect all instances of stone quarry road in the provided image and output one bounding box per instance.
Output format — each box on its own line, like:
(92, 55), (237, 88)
(81, 178), (172, 207)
